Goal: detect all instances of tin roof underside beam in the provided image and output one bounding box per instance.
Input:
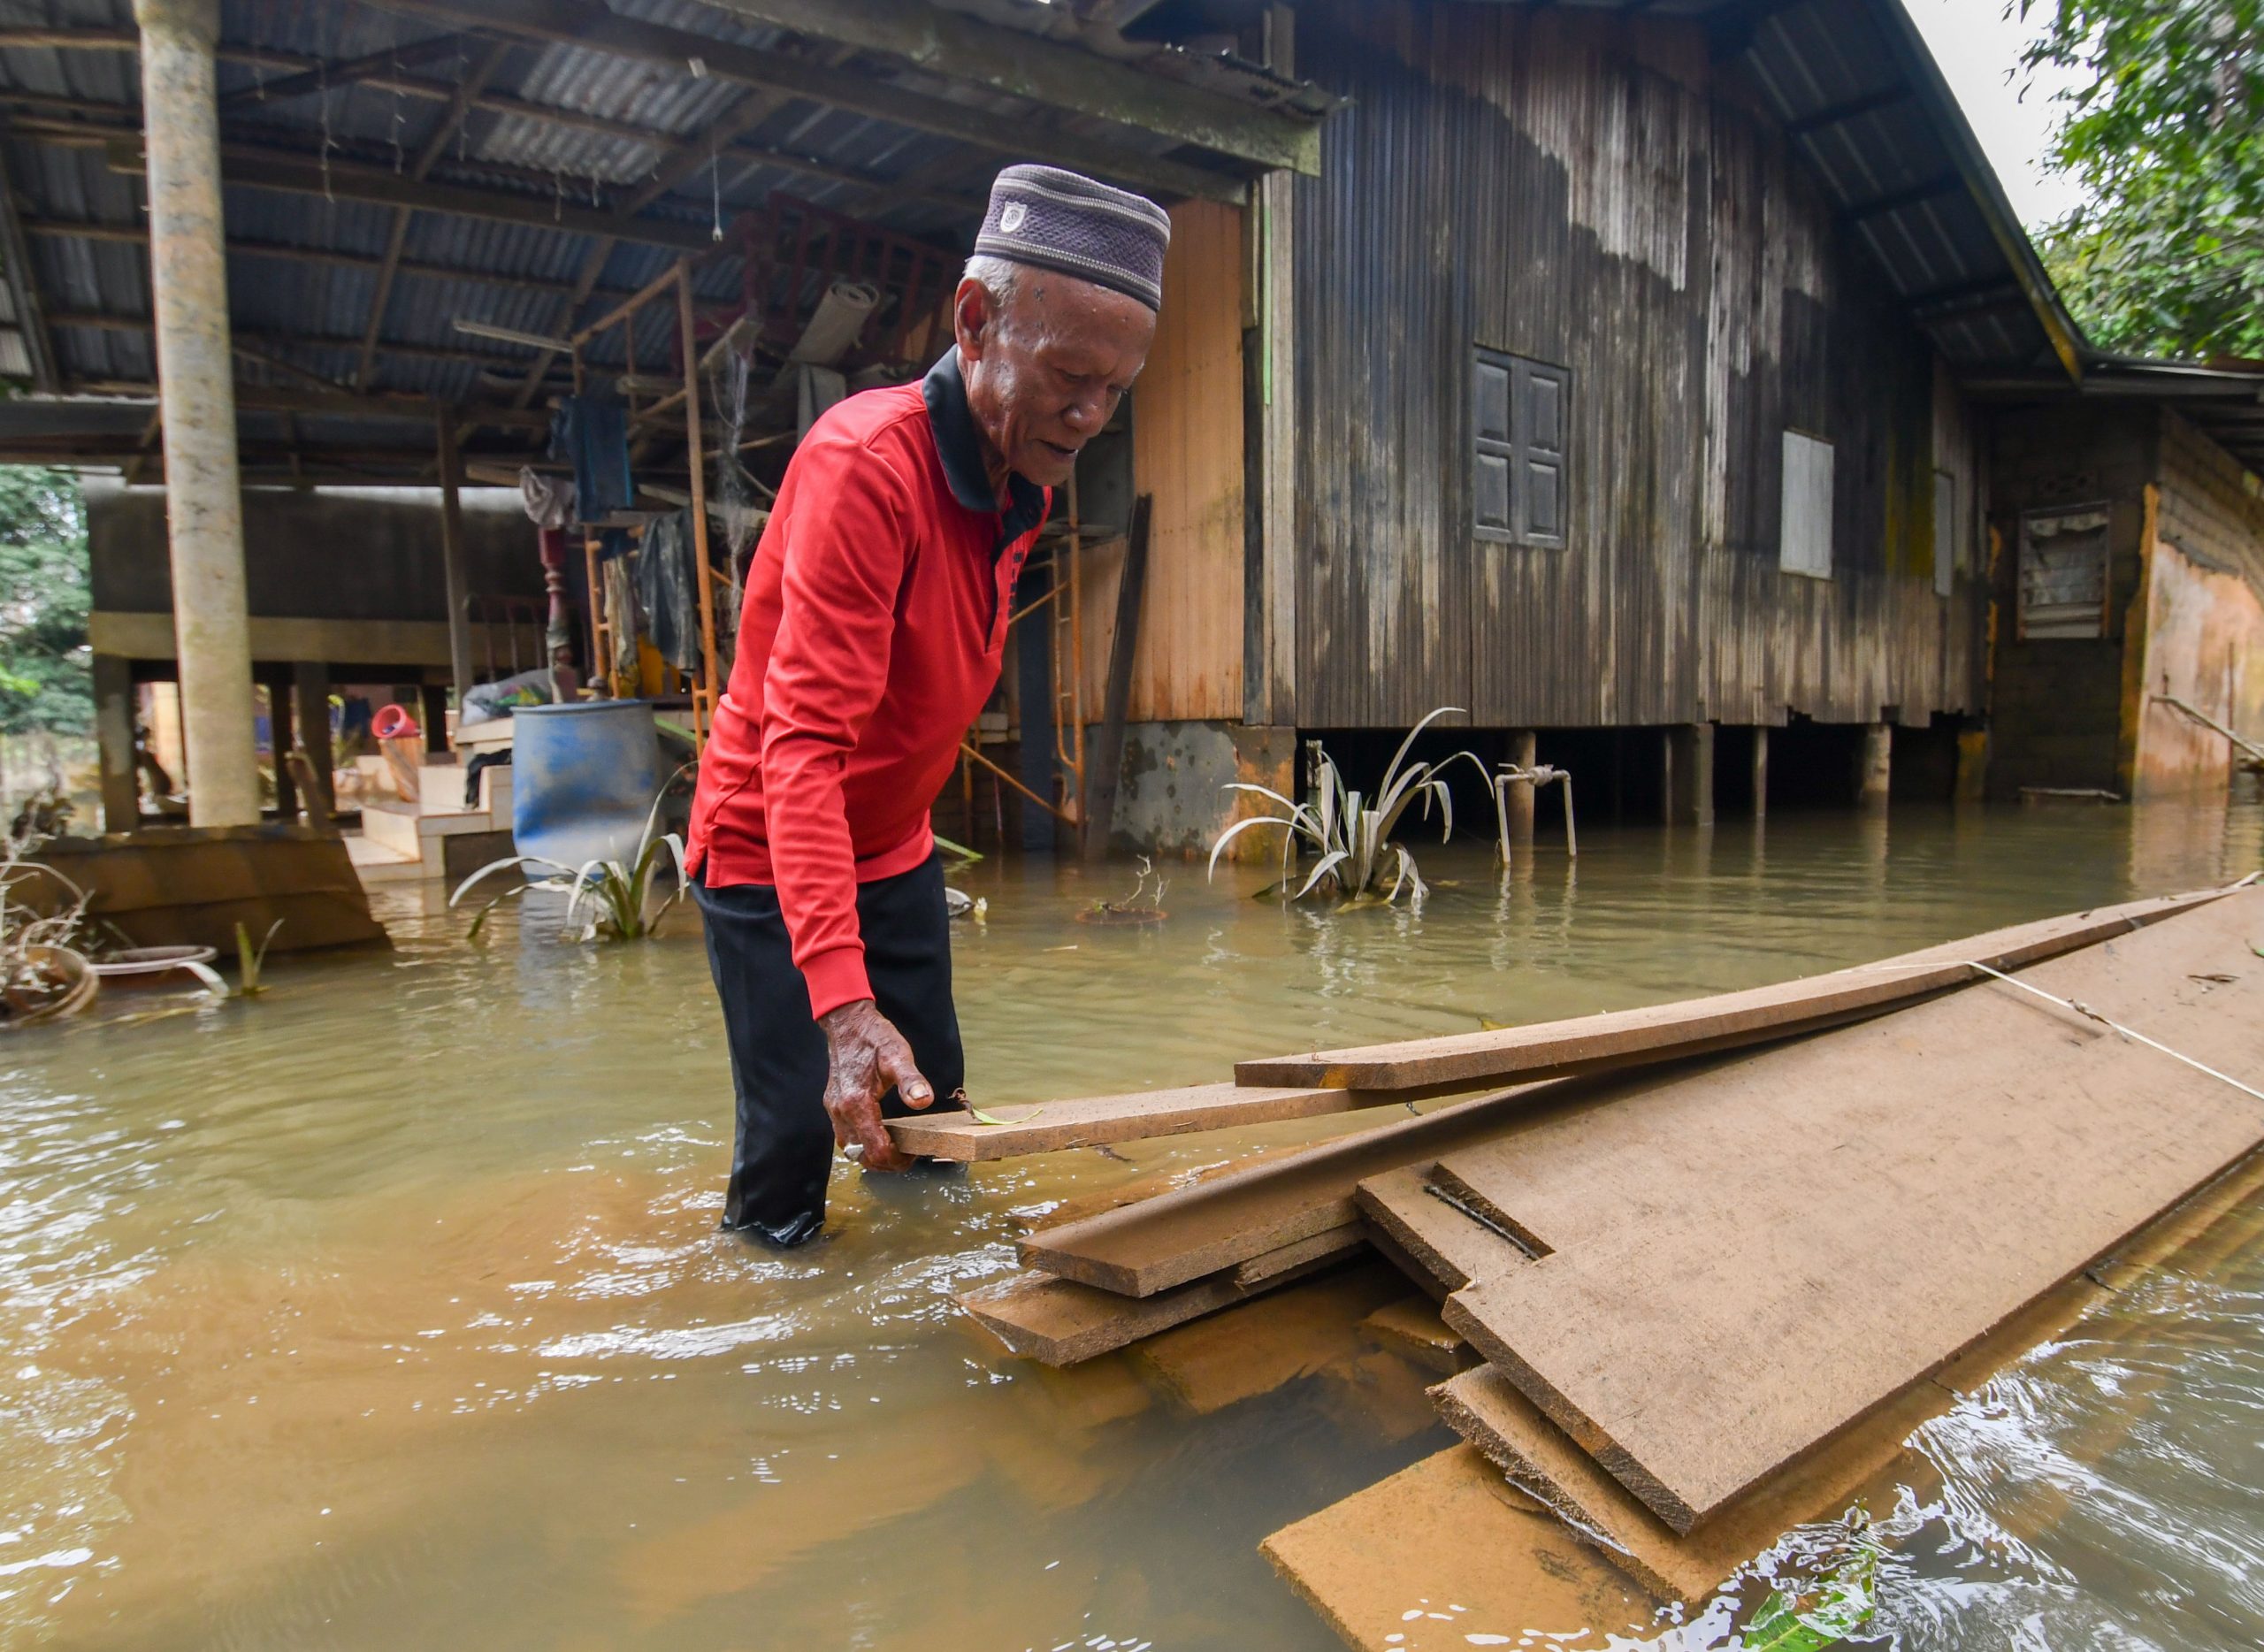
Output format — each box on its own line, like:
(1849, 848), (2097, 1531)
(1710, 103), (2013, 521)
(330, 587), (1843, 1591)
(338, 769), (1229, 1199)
(0, 0), (1336, 482)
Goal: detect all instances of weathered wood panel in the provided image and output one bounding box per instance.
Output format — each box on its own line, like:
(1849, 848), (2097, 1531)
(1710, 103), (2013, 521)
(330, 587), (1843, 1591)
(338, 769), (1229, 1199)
(1287, 3), (1987, 730)
(1081, 198), (1246, 723)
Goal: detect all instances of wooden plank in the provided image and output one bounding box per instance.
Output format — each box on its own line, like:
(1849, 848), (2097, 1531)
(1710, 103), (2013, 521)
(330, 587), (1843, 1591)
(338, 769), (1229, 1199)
(1432, 1280), (2106, 1605)
(1356, 1296), (1468, 1377)
(1352, 1165), (1527, 1293)
(1233, 1221), (1367, 1286)
(961, 1239), (1358, 1367)
(1431, 1136), (2264, 1606)
(1259, 1447), (1656, 1652)
(1236, 888), (2229, 1091)
(1133, 1260), (1404, 1415)
(1020, 1087), (1549, 1296)
(888, 1082), (1355, 1162)
(1437, 889), (2264, 1533)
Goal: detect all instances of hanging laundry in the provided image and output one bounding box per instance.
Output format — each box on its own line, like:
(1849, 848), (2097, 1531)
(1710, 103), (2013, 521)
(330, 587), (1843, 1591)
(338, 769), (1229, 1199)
(516, 467), (577, 531)
(550, 386), (633, 521)
(600, 531), (639, 685)
(636, 509), (702, 673)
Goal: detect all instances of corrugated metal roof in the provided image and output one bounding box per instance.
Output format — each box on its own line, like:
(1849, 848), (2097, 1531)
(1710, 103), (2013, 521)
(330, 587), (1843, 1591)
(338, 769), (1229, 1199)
(0, 0), (1305, 480)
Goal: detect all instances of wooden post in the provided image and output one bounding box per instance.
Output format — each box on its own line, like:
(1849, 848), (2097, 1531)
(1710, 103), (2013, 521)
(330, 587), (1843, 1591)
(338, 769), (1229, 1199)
(1082, 495), (1152, 861)
(94, 652), (140, 832)
(1504, 730), (1537, 849)
(294, 660), (333, 820)
(436, 406), (477, 730)
(677, 262), (721, 752)
(1750, 725), (1770, 822)
(1015, 560), (1058, 851)
(266, 673), (296, 821)
(1857, 723), (1893, 810)
(1668, 724), (1714, 826)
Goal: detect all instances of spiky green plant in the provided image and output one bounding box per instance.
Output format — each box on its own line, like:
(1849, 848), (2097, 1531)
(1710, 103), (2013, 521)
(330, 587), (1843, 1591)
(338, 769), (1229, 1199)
(1206, 707), (1490, 908)
(232, 920), (284, 996)
(451, 781), (686, 944)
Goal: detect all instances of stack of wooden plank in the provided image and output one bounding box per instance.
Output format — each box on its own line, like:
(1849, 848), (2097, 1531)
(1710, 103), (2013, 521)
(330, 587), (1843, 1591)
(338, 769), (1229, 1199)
(948, 884), (2264, 1642)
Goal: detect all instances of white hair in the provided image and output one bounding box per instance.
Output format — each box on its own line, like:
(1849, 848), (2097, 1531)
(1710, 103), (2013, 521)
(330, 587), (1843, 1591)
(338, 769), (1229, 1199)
(960, 254), (1023, 306)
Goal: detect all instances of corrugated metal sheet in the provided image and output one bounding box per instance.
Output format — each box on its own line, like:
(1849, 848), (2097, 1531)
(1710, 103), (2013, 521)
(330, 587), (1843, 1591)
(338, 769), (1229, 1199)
(1288, 1), (1988, 731)
(0, 0), (1304, 477)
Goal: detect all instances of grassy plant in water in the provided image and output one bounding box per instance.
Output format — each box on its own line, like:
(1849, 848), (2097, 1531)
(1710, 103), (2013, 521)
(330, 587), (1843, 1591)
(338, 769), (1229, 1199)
(232, 920), (284, 997)
(451, 781), (687, 944)
(1206, 707), (1488, 909)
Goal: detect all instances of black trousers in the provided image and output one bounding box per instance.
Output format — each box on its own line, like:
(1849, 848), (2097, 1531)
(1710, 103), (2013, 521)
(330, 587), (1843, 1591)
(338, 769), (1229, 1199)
(693, 853), (964, 1246)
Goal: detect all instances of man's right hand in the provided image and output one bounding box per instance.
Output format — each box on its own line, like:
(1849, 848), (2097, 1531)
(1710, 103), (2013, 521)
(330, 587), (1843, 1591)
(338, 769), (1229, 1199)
(817, 998), (932, 1174)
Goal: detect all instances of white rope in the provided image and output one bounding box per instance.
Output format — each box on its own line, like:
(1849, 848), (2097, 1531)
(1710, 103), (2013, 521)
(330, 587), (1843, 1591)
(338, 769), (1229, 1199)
(1954, 960), (2264, 1105)
(1855, 929), (2264, 1106)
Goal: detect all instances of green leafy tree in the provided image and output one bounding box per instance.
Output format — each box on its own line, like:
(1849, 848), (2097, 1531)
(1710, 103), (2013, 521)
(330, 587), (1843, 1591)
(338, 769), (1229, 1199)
(0, 467), (92, 737)
(2021, 0), (2264, 360)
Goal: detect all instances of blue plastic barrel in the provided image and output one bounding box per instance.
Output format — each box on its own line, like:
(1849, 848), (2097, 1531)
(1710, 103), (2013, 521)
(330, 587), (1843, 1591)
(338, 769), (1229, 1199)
(511, 700), (662, 871)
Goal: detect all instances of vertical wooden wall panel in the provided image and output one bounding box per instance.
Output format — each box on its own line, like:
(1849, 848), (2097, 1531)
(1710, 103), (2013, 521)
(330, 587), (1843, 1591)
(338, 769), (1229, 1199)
(1286, 1), (1990, 731)
(1086, 198), (1247, 725)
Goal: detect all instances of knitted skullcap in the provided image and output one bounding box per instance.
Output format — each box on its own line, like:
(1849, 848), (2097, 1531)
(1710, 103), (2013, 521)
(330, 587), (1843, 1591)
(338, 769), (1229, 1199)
(973, 164), (1171, 311)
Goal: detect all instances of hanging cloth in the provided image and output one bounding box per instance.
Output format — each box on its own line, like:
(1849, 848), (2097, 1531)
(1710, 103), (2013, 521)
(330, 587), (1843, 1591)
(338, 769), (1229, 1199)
(636, 509), (702, 673)
(601, 547), (639, 685)
(550, 386), (633, 522)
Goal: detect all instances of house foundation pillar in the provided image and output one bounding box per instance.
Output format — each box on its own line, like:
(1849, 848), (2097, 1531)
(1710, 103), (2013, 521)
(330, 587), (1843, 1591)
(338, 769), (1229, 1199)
(1503, 729), (1537, 849)
(1667, 723), (1714, 826)
(94, 653), (139, 831)
(134, 0), (256, 826)
(1857, 723), (1893, 809)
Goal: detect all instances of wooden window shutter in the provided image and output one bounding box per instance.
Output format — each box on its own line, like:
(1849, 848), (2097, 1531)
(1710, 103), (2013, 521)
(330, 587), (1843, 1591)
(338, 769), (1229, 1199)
(1516, 359), (1568, 547)
(1472, 350), (1514, 543)
(1473, 347), (1570, 547)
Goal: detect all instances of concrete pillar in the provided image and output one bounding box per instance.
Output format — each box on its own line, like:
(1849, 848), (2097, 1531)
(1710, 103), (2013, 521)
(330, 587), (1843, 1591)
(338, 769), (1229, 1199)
(94, 653), (140, 832)
(1750, 725), (1770, 821)
(293, 661), (333, 820)
(135, 0), (256, 827)
(1503, 729), (1537, 851)
(1857, 723), (1893, 809)
(1667, 723), (1714, 826)
(436, 409), (478, 723)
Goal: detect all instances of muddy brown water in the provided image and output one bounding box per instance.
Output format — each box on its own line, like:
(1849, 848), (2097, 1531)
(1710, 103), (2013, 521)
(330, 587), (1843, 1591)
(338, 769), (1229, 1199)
(4, 800), (2260, 1649)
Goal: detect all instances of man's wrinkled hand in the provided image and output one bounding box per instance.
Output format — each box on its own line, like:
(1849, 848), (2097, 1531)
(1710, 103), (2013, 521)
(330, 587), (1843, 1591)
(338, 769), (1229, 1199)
(817, 998), (931, 1173)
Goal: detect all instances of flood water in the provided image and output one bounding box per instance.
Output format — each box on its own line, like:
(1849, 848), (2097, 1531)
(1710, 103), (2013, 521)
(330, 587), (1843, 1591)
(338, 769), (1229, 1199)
(4, 799), (2261, 1650)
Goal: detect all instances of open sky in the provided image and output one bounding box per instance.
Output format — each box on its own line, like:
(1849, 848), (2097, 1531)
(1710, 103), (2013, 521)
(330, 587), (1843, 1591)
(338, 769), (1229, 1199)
(1904, 0), (2090, 229)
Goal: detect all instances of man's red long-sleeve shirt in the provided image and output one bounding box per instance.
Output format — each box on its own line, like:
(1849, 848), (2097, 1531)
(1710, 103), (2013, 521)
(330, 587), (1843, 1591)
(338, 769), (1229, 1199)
(685, 351), (1049, 1018)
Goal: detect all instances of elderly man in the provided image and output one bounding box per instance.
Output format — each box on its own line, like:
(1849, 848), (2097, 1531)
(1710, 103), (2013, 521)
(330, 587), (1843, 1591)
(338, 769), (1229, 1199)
(685, 165), (1169, 1245)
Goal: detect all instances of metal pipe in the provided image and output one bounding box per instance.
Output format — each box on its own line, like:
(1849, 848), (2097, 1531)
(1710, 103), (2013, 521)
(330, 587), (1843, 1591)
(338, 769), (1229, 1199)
(134, 0), (256, 826)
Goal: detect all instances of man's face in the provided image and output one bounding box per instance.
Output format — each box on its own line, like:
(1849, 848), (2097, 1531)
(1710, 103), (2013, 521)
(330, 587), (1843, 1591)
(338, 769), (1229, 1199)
(955, 269), (1157, 490)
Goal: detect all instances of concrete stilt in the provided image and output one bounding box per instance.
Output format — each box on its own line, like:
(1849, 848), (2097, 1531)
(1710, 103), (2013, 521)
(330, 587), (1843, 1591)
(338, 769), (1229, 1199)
(1667, 723), (1715, 826)
(1503, 729), (1537, 850)
(1750, 725), (1770, 821)
(1857, 723), (1893, 809)
(293, 661), (333, 821)
(134, 0), (256, 827)
(94, 653), (139, 831)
